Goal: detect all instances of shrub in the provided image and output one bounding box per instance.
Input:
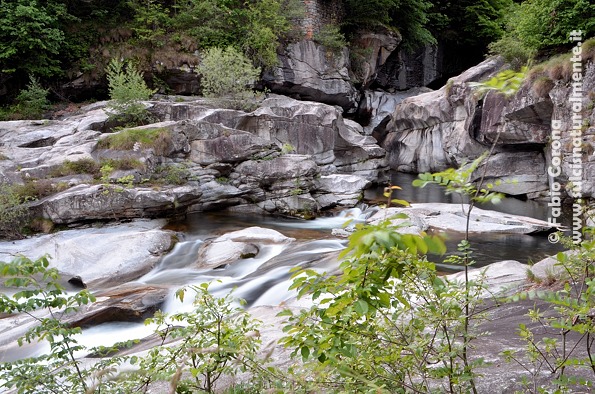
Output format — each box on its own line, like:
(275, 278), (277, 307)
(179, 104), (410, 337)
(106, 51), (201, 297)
(153, 163), (190, 185)
(0, 258), (264, 394)
(0, 0), (70, 78)
(312, 25), (347, 54)
(49, 158), (101, 177)
(198, 46), (260, 104)
(488, 34), (536, 71)
(0, 182), (30, 239)
(12, 76), (50, 120)
(281, 143), (295, 154)
(103, 157), (144, 171)
(97, 127), (172, 156)
(13, 179), (69, 201)
(105, 59), (156, 126)
(490, 0), (595, 64)
(502, 234), (595, 392)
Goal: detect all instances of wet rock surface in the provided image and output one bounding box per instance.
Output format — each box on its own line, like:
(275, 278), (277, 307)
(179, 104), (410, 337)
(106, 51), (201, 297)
(0, 219), (174, 287)
(366, 203), (556, 234)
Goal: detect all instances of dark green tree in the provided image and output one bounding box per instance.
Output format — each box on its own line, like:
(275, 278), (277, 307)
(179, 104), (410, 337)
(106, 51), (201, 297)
(343, 0), (435, 49)
(428, 0), (512, 48)
(0, 0), (73, 78)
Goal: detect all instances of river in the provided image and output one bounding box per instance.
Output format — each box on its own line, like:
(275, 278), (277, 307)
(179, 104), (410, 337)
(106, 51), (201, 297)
(1, 172), (565, 362)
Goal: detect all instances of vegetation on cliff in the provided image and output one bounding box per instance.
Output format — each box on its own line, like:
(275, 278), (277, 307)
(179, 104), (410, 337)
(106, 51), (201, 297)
(490, 0), (595, 68)
(1, 0), (592, 107)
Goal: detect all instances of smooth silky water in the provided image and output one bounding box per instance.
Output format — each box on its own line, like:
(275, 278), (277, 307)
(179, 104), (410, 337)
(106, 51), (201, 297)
(2, 172), (566, 361)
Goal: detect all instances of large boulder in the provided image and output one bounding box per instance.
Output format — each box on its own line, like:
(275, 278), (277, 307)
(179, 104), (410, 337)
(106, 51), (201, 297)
(262, 40), (359, 111)
(358, 88), (432, 135)
(447, 260), (528, 296)
(367, 203), (556, 234)
(66, 284), (171, 327)
(350, 29), (402, 89)
(0, 220), (174, 287)
(313, 174), (371, 209)
(381, 57), (504, 172)
(33, 183), (203, 224)
(236, 97), (340, 165)
(189, 132), (278, 165)
(0, 109), (106, 179)
(196, 227), (294, 270)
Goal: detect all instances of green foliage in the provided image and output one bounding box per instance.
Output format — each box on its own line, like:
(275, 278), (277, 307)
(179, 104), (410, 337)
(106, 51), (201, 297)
(172, 0), (300, 68)
(49, 158), (143, 183)
(413, 153), (505, 207)
(198, 46), (261, 104)
(153, 163), (191, 185)
(0, 0), (72, 78)
(0, 182), (30, 239)
(343, 0), (435, 50)
(313, 25), (347, 53)
(429, 0), (512, 49)
(129, 284), (261, 393)
(49, 158), (100, 177)
(281, 143), (295, 154)
(502, 234), (595, 392)
(97, 127), (172, 156)
(105, 59), (156, 126)
(100, 163), (115, 184)
(13, 179), (69, 203)
(280, 216), (490, 392)
(0, 256), (264, 393)
(488, 33), (536, 71)
(12, 76), (50, 120)
(490, 0), (595, 64)
(0, 254), (97, 393)
(128, 0), (172, 47)
(468, 68), (527, 98)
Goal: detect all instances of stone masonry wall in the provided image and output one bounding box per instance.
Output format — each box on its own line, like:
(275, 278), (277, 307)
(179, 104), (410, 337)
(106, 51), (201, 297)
(301, 0), (344, 39)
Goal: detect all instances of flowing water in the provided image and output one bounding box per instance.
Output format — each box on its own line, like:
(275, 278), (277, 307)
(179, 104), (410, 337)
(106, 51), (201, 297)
(1, 172), (566, 361)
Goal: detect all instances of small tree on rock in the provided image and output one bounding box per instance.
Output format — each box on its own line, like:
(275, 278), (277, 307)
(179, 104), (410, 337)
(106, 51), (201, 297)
(198, 46), (261, 108)
(105, 59), (155, 126)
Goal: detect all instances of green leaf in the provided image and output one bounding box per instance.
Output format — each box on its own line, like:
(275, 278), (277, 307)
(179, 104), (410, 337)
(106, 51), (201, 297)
(354, 299), (369, 316)
(390, 199), (410, 207)
(175, 288), (185, 303)
(300, 346), (310, 360)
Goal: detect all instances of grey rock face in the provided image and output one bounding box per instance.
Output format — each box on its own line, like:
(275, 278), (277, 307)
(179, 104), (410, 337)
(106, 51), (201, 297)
(262, 40), (359, 111)
(379, 56), (595, 200)
(32, 184), (203, 224)
(196, 227), (294, 270)
(366, 203), (555, 234)
(378, 57), (549, 197)
(350, 29), (402, 89)
(0, 95), (387, 225)
(358, 88), (433, 135)
(313, 174), (371, 209)
(0, 220), (173, 286)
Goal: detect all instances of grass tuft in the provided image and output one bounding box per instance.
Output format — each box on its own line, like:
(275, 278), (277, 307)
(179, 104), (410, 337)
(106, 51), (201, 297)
(97, 127), (172, 156)
(532, 76), (555, 98)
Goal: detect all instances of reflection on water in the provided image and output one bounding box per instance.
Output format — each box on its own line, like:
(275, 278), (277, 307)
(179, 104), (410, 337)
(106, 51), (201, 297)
(365, 172), (564, 267)
(366, 172), (557, 221)
(1, 172), (567, 362)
